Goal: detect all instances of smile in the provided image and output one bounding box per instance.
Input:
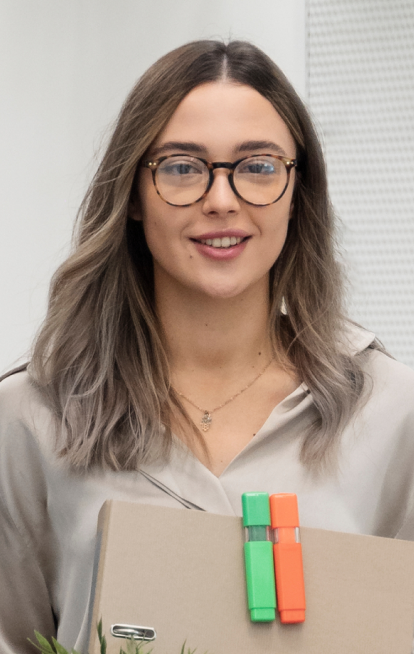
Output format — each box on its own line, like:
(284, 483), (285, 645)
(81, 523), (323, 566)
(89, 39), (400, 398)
(190, 234), (250, 261)
(199, 236), (244, 249)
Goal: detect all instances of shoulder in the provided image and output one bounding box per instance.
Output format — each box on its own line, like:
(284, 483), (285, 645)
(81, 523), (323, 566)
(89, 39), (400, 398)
(0, 364), (31, 400)
(0, 369), (59, 534)
(337, 323), (414, 454)
(350, 346), (414, 454)
(363, 348), (414, 400)
(362, 349), (414, 422)
(0, 367), (57, 645)
(0, 367), (41, 421)
(355, 348), (414, 446)
(0, 367), (56, 458)
(341, 321), (414, 406)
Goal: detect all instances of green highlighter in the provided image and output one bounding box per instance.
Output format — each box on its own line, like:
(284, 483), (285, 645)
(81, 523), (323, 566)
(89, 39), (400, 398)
(242, 492), (276, 622)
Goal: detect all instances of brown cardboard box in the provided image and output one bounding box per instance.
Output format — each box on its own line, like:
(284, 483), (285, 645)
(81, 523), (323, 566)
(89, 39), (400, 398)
(88, 500), (414, 654)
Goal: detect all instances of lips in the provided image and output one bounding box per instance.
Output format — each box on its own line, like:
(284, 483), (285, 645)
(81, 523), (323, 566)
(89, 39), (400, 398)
(198, 235), (244, 248)
(190, 230), (250, 260)
(190, 230), (250, 250)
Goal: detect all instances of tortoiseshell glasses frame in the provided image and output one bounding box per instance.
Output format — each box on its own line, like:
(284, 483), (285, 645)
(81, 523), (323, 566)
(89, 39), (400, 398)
(142, 153), (297, 207)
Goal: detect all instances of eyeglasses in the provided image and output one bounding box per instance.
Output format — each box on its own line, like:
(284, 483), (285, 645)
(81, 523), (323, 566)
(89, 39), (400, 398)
(142, 154), (297, 207)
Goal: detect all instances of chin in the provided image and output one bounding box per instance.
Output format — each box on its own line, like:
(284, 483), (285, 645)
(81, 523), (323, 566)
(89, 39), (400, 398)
(192, 269), (270, 301)
(197, 281), (254, 300)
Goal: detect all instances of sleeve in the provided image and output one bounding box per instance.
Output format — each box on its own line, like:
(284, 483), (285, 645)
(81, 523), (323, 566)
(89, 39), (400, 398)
(0, 375), (57, 653)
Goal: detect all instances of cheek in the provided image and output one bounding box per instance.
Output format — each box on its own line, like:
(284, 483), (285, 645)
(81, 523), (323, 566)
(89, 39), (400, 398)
(141, 216), (162, 257)
(138, 186), (163, 245)
(140, 204), (179, 269)
(263, 200), (292, 237)
(261, 207), (291, 264)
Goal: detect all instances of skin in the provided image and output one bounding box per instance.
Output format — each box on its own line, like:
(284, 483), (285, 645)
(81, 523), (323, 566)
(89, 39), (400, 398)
(132, 82), (300, 476)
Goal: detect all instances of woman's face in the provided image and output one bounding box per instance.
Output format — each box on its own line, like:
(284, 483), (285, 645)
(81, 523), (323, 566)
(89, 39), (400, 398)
(135, 81), (296, 301)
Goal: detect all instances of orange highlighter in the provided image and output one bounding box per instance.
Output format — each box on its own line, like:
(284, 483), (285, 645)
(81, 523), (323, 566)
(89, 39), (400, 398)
(269, 493), (306, 623)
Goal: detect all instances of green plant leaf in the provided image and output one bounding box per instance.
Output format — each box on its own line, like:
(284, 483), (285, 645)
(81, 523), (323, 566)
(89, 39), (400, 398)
(180, 638), (199, 654)
(29, 631), (58, 653)
(122, 640), (152, 654)
(31, 620), (201, 654)
(29, 631), (83, 654)
(97, 619), (107, 654)
(52, 637), (72, 654)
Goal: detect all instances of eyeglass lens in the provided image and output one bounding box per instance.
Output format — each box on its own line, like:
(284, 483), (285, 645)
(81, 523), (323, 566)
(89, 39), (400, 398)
(154, 155), (289, 206)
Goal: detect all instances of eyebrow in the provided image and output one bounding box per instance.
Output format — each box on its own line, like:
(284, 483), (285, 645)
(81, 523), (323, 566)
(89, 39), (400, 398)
(236, 140), (289, 157)
(150, 141), (207, 157)
(149, 139), (290, 158)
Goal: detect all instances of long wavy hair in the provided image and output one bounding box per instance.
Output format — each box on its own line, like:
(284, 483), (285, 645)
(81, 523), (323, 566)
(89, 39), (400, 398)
(30, 40), (380, 472)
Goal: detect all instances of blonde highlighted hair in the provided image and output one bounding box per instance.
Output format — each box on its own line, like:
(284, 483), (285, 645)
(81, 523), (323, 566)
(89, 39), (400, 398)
(30, 40), (383, 471)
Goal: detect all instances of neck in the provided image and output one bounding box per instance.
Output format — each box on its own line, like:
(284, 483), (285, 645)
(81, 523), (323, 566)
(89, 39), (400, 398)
(155, 276), (274, 378)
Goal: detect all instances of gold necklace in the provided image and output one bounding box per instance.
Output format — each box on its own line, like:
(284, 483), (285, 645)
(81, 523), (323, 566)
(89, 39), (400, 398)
(175, 357), (274, 432)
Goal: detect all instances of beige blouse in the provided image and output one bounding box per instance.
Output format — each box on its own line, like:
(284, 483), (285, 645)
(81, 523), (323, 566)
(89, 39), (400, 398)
(1, 326), (414, 653)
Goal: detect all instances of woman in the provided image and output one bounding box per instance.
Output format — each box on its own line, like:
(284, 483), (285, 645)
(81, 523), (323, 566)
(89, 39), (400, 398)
(1, 40), (414, 653)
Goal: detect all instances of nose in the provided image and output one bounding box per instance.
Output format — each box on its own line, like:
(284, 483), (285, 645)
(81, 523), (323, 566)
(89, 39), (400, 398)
(201, 169), (241, 217)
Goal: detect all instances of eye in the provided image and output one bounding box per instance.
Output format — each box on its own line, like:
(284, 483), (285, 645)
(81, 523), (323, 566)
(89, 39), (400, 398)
(159, 158), (205, 177)
(237, 157), (282, 177)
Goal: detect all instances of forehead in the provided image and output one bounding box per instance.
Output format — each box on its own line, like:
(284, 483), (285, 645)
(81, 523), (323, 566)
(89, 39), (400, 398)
(151, 82), (296, 158)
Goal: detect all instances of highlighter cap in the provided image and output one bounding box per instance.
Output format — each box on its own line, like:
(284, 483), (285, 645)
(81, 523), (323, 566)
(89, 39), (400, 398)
(270, 493), (299, 528)
(242, 492), (270, 527)
(251, 607), (276, 621)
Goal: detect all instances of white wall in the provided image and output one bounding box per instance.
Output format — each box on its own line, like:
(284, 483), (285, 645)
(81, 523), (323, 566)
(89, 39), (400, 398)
(0, 0), (306, 373)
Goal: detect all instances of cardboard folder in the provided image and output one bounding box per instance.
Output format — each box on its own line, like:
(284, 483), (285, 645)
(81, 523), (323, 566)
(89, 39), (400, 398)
(88, 500), (414, 654)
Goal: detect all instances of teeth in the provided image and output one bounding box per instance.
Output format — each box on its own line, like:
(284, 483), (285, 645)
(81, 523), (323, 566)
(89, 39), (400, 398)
(200, 236), (243, 248)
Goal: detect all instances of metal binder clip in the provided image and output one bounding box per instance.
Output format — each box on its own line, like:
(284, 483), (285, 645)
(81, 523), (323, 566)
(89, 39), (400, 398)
(111, 624), (156, 641)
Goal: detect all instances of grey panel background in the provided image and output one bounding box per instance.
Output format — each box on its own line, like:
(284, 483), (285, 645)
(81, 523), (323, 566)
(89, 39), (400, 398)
(308, 0), (414, 367)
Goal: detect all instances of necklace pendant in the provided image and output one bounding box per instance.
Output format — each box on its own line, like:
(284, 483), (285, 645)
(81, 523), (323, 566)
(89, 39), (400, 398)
(200, 411), (212, 432)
